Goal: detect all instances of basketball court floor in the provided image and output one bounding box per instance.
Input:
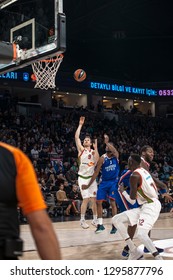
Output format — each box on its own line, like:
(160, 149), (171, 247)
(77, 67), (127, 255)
(20, 212), (173, 260)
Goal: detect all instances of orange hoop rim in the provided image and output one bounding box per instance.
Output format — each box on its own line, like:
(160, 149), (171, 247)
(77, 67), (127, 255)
(39, 53), (64, 63)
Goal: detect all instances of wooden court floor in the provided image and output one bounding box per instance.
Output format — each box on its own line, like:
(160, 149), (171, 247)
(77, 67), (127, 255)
(20, 212), (173, 260)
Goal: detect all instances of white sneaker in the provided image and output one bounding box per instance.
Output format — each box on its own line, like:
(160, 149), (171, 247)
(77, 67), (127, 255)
(80, 220), (89, 229)
(128, 248), (144, 260)
(91, 220), (98, 227)
(154, 255), (163, 260)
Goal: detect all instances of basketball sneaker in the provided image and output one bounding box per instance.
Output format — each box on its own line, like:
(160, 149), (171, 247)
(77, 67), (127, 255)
(110, 224), (117, 234)
(95, 224), (105, 233)
(121, 245), (129, 259)
(144, 246), (164, 253)
(80, 220), (89, 229)
(128, 248), (144, 260)
(91, 219), (98, 227)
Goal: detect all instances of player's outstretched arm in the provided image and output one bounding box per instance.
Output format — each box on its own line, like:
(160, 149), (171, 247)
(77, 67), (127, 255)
(92, 138), (99, 163)
(75, 116), (85, 153)
(82, 157), (103, 190)
(104, 134), (119, 158)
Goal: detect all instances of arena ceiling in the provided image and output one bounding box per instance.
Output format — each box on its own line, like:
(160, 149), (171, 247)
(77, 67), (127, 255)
(63, 0), (173, 83)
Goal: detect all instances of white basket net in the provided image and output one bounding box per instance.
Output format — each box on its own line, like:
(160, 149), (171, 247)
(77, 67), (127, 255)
(31, 53), (63, 90)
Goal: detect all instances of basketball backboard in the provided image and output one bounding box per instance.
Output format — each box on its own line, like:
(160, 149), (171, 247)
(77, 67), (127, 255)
(0, 0), (66, 73)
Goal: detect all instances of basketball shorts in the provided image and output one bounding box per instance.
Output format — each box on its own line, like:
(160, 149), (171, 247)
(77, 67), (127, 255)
(115, 190), (139, 212)
(124, 198), (161, 230)
(78, 176), (97, 199)
(96, 180), (117, 201)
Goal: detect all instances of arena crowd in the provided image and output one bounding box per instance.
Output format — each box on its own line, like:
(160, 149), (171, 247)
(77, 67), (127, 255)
(0, 102), (173, 220)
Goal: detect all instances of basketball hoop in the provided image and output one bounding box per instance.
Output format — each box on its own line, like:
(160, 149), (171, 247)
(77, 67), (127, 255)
(31, 53), (63, 90)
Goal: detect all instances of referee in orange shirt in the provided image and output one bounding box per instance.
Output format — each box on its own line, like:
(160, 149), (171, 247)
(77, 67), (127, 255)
(0, 142), (61, 260)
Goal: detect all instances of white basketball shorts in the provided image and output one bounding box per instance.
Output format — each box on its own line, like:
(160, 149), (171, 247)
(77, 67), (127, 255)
(78, 176), (97, 199)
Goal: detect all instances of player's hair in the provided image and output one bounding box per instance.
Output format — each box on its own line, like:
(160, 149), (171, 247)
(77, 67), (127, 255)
(140, 145), (152, 154)
(84, 134), (92, 141)
(130, 154), (141, 165)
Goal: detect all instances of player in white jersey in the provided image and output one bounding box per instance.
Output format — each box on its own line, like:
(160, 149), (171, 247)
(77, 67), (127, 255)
(133, 167), (158, 204)
(112, 154), (163, 260)
(121, 145), (172, 257)
(75, 116), (99, 229)
(140, 145), (173, 253)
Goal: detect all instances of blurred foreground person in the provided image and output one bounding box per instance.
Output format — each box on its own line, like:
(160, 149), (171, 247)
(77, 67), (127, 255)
(0, 142), (61, 260)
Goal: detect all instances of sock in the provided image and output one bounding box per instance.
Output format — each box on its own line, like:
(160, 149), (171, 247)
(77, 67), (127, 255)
(81, 214), (85, 221)
(93, 215), (97, 221)
(98, 218), (103, 225)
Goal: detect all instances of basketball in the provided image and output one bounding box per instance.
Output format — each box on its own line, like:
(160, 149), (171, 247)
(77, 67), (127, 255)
(73, 69), (86, 82)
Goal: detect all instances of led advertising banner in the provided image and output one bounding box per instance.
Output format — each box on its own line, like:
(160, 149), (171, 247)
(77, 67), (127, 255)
(0, 71), (30, 81)
(90, 81), (173, 97)
(0, 72), (173, 97)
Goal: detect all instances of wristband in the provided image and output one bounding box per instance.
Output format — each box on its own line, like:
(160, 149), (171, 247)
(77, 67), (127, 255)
(122, 191), (136, 205)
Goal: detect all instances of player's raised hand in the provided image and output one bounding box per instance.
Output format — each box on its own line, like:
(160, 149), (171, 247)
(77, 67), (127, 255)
(79, 116), (85, 125)
(104, 134), (109, 144)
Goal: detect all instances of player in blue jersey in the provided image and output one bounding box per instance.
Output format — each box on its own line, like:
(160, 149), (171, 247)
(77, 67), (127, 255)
(117, 169), (139, 210)
(82, 134), (119, 233)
